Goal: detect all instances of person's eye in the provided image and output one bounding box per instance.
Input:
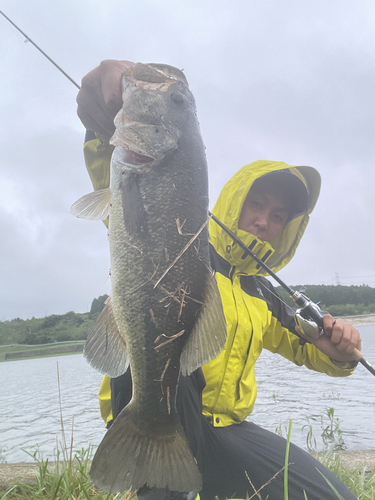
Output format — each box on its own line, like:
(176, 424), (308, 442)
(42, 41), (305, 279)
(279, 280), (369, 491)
(273, 213), (285, 224)
(250, 200), (262, 210)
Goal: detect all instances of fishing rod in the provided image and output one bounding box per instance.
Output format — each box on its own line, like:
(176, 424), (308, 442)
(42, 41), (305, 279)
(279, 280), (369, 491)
(0, 10), (81, 89)
(209, 211), (375, 377)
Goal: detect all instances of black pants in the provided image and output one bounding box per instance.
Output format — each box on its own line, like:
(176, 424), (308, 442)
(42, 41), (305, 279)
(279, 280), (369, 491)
(110, 370), (357, 500)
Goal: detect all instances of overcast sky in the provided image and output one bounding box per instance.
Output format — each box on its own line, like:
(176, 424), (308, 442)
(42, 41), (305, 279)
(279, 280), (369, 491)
(1, 0), (375, 321)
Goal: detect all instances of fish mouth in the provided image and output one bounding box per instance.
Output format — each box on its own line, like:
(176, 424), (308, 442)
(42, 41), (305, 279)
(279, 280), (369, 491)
(121, 149), (154, 166)
(111, 111), (178, 165)
(133, 62), (188, 85)
(110, 62), (184, 165)
(121, 63), (187, 93)
(110, 114), (160, 165)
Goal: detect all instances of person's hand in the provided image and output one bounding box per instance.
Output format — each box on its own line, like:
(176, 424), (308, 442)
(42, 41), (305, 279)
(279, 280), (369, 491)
(300, 314), (362, 363)
(76, 59), (135, 137)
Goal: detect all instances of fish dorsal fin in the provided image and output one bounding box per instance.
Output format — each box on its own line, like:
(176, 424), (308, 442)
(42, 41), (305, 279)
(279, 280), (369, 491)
(180, 271), (227, 376)
(70, 188), (111, 220)
(84, 297), (129, 378)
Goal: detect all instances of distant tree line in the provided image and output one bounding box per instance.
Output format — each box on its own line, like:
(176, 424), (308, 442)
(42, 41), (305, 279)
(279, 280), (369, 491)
(0, 294), (108, 346)
(276, 284), (375, 317)
(2, 286), (375, 346)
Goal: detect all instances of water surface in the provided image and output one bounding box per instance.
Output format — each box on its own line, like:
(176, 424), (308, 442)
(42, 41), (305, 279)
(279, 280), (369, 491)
(1, 325), (374, 463)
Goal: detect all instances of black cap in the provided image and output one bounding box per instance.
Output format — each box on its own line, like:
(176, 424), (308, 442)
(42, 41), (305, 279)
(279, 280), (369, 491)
(251, 170), (309, 219)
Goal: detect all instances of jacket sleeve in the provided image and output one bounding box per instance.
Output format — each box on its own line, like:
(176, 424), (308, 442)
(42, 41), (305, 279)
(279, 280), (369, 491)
(83, 130), (114, 191)
(84, 133), (114, 426)
(98, 375), (113, 426)
(260, 279), (356, 377)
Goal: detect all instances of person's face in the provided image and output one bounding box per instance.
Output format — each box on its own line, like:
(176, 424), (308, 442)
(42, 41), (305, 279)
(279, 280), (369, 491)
(238, 189), (289, 243)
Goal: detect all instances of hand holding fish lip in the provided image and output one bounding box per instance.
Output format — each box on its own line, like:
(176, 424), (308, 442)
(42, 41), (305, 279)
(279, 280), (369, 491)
(77, 59), (135, 137)
(77, 60), (187, 138)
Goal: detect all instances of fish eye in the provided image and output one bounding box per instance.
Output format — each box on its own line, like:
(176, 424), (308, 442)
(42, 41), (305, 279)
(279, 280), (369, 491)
(171, 92), (186, 104)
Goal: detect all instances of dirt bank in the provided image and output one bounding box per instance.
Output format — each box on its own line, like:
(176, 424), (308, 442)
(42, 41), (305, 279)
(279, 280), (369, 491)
(4, 343), (84, 360)
(1, 451), (374, 490)
(343, 314), (375, 326)
(0, 462), (57, 490)
(312, 449), (375, 470)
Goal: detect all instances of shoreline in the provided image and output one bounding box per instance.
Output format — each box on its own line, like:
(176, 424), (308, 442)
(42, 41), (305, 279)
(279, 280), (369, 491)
(0, 341), (85, 363)
(1, 450), (374, 490)
(341, 314), (375, 326)
(1, 314), (373, 363)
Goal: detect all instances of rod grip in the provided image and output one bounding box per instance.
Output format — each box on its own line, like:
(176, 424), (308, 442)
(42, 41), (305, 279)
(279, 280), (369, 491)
(353, 347), (363, 361)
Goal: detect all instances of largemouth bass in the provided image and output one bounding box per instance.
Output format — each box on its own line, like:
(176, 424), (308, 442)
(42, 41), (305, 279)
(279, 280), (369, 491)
(71, 62), (227, 494)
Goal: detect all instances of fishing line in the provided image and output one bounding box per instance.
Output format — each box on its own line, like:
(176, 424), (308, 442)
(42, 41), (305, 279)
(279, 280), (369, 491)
(0, 10), (81, 89)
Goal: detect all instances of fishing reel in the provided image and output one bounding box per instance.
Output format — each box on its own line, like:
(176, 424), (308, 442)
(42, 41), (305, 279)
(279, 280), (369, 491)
(292, 290), (325, 342)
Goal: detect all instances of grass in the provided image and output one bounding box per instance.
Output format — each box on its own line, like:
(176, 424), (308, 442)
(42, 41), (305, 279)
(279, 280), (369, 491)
(1, 436), (374, 499)
(319, 449), (375, 500)
(1, 444), (374, 500)
(0, 447), (133, 500)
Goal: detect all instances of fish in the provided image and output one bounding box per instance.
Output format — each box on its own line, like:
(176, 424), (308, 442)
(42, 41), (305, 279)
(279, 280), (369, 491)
(71, 62), (227, 494)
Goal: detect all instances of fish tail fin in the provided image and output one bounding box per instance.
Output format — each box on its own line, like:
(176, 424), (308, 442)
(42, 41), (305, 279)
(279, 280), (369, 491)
(90, 403), (202, 494)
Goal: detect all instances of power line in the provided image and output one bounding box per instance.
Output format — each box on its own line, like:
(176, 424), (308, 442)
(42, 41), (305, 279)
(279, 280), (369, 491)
(339, 274), (375, 279)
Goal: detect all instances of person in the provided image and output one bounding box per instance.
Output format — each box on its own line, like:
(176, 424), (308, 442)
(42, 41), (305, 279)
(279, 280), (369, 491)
(77, 60), (362, 500)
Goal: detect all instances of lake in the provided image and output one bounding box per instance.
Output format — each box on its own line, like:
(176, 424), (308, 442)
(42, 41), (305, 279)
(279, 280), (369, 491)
(1, 325), (374, 463)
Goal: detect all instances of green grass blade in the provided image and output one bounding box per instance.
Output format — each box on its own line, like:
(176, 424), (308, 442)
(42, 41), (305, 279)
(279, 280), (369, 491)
(51, 474), (64, 500)
(284, 419), (293, 500)
(316, 468), (346, 500)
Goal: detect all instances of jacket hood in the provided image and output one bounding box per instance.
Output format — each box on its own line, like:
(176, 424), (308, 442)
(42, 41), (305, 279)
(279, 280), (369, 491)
(209, 160), (321, 276)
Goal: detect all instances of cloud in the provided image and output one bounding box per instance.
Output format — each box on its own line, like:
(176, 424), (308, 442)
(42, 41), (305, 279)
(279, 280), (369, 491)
(1, 0), (375, 320)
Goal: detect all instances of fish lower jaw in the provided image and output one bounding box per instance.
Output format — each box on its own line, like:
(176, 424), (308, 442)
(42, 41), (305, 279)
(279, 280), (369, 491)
(112, 145), (156, 171)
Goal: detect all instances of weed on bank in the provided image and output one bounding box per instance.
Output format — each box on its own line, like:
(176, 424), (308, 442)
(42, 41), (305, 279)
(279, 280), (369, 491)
(0, 447), (132, 500)
(1, 411), (374, 500)
(1, 446), (374, 500)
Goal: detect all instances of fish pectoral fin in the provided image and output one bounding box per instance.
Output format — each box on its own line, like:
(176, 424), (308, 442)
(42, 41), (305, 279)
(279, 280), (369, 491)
(180, 271), (227, 376)
(84, 296), (129, 378)
(90, 405), (202, 493)
(70, 188), (111, 220)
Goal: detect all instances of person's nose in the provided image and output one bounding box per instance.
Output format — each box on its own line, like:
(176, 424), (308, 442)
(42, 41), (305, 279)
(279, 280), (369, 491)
(253, 211), (268, 230)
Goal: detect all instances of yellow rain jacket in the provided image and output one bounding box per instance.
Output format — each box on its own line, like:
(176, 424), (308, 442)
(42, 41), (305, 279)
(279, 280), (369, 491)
(83, 136), (356, 428)
(202, 160), (355, 427)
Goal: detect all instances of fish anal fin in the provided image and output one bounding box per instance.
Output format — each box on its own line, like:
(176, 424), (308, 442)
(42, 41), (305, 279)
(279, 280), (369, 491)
(70, 188), (111, 221)
(180, 271), (227, 376)
(84, 296), (128, 378)
(90, 404), (202, 493)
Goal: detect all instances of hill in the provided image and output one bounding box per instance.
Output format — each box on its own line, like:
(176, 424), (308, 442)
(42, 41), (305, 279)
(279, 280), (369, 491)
(0, 295), (108, 346)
